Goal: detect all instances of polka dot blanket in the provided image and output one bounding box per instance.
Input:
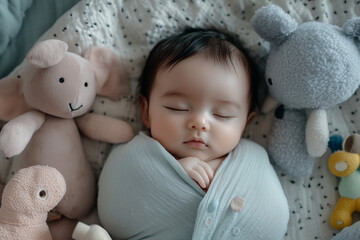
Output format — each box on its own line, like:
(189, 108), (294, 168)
(1, 0), (360, 239)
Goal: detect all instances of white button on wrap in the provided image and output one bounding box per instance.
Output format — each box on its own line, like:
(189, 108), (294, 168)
(230, 196), (245, 212)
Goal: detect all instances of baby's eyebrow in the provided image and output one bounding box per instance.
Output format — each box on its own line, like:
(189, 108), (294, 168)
(161, 91), (188, 98)
(162, 92), (241, 109)
(216, 99), (241, 110)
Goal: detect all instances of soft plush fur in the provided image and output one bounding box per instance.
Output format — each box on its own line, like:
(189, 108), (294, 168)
(251, 5), (360, 177)
(0, 39), (134, 239)
(0, 165), (66, 240)
(332, 220), (360, 240)
(328, 134), (360, 231)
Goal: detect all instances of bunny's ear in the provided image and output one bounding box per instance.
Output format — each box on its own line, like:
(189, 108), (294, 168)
(84, 47), (129, 101)
(0, 77), (31, 121)
(26, 39), (68, 68)
(251, 4), (298, 45)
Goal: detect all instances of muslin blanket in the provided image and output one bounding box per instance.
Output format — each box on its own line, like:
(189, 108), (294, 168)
(98, 132), (289, 239)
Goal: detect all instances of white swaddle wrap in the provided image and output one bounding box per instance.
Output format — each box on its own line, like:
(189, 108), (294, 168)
(98, 132), (289, 239)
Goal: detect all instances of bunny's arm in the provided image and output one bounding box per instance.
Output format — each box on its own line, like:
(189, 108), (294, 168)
(0, 111), (45, 158)
(306, 109), (329, 157)
(75, 113), (134, 144)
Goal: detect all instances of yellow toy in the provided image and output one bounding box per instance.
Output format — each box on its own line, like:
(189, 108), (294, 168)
(328, 134), (360, 230)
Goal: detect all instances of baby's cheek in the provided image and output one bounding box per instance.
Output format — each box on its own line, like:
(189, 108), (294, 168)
(151, 116), (180, 143)
(216, 126), (242, 150)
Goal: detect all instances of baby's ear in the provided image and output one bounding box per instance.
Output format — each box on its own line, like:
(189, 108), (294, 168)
(138, 94), (150, 128)
(251, 4), (298, 45)
(0, 77), (31, 121)
(26, 39), (68, 68)
(84, 47), (129, 101)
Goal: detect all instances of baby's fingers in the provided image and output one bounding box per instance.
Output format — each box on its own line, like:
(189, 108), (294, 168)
(188, 169), (207, 189)
(194, 165), (212, 188)
(199, 161), (215, 182)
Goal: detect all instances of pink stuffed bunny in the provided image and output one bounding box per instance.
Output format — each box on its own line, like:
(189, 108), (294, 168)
(0, 165), (66, 240)
(0, 39), (134, 239)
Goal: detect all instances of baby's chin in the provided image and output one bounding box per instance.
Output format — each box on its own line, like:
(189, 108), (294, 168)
(172, 151), (225, 162)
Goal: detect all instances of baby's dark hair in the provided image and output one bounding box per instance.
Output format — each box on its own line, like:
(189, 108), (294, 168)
(138, 28), (258, 113)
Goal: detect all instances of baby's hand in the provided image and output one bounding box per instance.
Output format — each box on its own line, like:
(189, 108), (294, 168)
(178, 157), (214, 189)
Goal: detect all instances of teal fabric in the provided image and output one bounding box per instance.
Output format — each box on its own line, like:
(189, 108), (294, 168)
(0, 0), (33, 54)
(0, 0), (80, 78)
(98, 132), (289, 240)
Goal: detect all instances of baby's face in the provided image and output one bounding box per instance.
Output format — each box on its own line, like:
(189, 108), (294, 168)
(141, 54), (252, 162)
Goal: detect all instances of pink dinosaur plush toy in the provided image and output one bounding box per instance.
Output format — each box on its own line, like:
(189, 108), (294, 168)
(0, 39), (134, 239)
(0, 165), (66, 240)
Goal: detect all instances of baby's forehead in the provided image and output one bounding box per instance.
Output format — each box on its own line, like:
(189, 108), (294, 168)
(154, 56), (249, 98)
(162, 51), (249, 77)
(151, 53), (253, 111)
(204, 52), (251, 86)
(157, 54), (249, 91)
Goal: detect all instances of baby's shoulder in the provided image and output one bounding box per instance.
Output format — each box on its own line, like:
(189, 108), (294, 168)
(109, 132), (154, 154)
(236, 138), (268, 158)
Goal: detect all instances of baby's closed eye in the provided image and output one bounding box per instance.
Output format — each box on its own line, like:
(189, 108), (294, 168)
(163, 105), (189, 111)
(213, 113), (236, 119)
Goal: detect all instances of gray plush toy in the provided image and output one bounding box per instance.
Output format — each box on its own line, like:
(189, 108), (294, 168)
(332, 220), (360, 240)
(251, 5), (360, 177)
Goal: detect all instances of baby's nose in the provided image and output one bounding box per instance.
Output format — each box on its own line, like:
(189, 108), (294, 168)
(188, 115), (209, 131)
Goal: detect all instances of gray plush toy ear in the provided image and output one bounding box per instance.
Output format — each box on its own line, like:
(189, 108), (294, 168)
(342, 17), (360, 39)
(251, 4), (298, 45)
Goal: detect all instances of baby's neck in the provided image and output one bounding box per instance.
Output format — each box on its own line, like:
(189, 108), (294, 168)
(206, 156), (226, 174)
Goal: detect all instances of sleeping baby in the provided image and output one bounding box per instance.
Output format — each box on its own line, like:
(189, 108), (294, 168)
(98, 28), (289, 239)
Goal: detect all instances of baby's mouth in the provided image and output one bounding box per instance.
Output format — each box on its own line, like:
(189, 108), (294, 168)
(184, 138), (208, 149)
